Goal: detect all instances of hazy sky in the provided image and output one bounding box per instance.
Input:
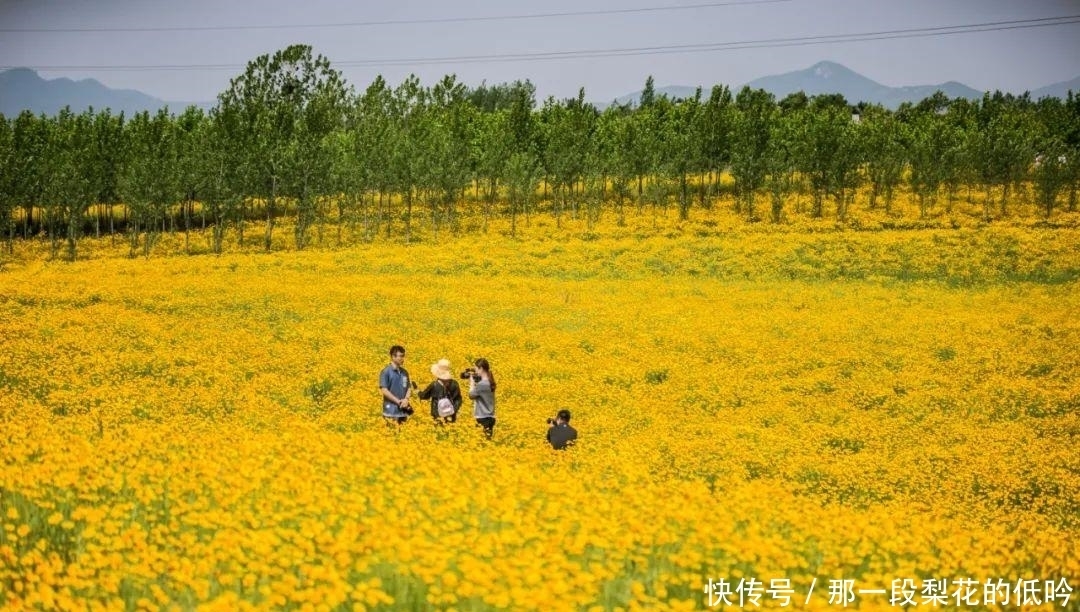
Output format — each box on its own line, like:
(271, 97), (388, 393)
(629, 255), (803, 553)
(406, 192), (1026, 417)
(1, 0), (1078, 104)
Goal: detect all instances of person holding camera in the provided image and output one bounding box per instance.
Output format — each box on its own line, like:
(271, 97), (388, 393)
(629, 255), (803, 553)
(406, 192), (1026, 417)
(464, 358), (496, 439)
(418, 358), (463, 424)
(546, 409), (578, 450)
(379, 345), (413, 424)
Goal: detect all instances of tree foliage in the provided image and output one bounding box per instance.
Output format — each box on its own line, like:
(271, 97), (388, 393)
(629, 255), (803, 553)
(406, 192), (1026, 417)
(2, 46), (1078, 256)
(217, 44), (348, 250)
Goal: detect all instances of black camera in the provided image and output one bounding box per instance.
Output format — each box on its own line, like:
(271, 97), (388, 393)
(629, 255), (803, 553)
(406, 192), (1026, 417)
(460, 368), (480, 382)
(400, 381), (416, 415)
(546, 417), (556, 425)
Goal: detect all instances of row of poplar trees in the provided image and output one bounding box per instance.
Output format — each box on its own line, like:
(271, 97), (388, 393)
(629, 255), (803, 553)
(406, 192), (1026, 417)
(1, 44), (1078, 260)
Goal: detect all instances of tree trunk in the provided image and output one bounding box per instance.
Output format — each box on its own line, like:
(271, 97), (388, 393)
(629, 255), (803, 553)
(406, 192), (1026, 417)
(679, 173), (689, 220)
(265, 177), (276, 252)
(211, 205), (225, 254)
(918, 191), (932, 219)
(430, 189), (439, 241)
(770, 188), (783, 223)
(184, 199), (191, 254)
(235, 199), (245, 248)
(66, 212), (78, 262)
(129, 219), (139, 258)
(23, 204), (32, 239)
(568, 180), (577, 220)
(617, 189), (625, 225)
(384, 191), (392, 239)
(405, 188), (413, 242)
(486, 177), (497, 232)
(337, 199), (346, 247)
(316, 195), (325, 248)
(630, 175), (639, 214)
(555, 184), (563, 228)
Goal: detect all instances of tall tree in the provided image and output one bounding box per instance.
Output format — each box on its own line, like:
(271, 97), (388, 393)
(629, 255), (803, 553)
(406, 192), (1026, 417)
(799, 96), (860, 220)
(42, 108), (97, 260)
(627, 78), (663, 208)
(1031, 97), (1071, 219)
(473, 109), (511, 231)
(328, 116), (360, 245)
(640, 75), (657, 108)
(972, 91), (1037, 218)
(859, 105), (905, 214)
(1033, 139), (1069, 219)
(217, 44), (348, 251)
(655, 91), (703, 220)
(699, 85), (734, 207)
(902, 98), (960, 219)
(0, 116), (13, 254)
(505, 151), (539, 236)
(387, 75), (427, 241)
(539, 89), (595, 226)
(1064, 91), (1080, 212)
(730, 87), (775, 220)
(120, 109), (179, 257)
(763, 104), (800, 223)
(471, 79), (535, 231)
(940, 98), (977, 213)
(353, 76), (394, 239)
(427, 74), (473, 234)
(175, 106), (207, 253)
(11, 111), (47, 238)
(598, 103), (637, 225)
(506, 80), (537, 157)
(201, 105), (244, 253)
(90, 109), (126, 241)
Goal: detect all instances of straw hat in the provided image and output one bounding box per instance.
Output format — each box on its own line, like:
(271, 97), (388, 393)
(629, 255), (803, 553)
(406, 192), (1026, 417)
(430, 358), (453, 381)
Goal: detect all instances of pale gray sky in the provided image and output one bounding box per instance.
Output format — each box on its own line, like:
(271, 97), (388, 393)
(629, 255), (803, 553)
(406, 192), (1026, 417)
(1, 0), (1078, 104)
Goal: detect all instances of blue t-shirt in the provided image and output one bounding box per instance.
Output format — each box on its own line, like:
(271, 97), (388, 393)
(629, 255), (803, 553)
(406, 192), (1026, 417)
(379, 364), (410, 417)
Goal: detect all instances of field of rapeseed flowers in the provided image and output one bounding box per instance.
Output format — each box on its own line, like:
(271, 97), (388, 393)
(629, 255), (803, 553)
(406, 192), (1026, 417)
(1, 199), (1079, 611)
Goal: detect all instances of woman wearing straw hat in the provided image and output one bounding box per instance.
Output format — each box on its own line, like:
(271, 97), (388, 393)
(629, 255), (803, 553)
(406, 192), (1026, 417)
(418, 358), (464, 424)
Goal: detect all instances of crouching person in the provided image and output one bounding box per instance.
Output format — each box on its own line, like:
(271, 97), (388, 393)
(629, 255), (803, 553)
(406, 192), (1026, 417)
(546, 409), (578, 450)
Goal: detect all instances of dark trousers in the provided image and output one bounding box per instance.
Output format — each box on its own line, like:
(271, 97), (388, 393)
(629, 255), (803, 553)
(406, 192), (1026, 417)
(476, 417), (495, 439)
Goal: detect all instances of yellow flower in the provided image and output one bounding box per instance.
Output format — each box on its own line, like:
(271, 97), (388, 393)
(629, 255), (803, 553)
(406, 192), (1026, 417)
(1, 200), (1077, 609)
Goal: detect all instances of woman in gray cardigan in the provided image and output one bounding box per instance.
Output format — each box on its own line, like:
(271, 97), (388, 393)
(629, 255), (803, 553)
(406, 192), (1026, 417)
(468, 358), (496, 439)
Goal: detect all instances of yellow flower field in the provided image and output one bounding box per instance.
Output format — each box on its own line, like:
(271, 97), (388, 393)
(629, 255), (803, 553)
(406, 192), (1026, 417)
(1, 202), (1079, 611)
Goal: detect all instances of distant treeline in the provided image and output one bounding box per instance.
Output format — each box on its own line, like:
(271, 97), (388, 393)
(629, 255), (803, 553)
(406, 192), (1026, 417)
(1, 44), (1078, 260)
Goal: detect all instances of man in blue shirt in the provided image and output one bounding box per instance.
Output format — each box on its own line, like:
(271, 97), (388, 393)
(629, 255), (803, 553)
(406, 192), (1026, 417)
(379, 345), (412, 424)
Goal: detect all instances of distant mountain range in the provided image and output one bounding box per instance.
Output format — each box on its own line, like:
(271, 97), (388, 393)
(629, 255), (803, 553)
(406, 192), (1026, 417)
(2, 61), (1079, 117)
(613, 61), (1080, 109)
(0, 68), (213, 117)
